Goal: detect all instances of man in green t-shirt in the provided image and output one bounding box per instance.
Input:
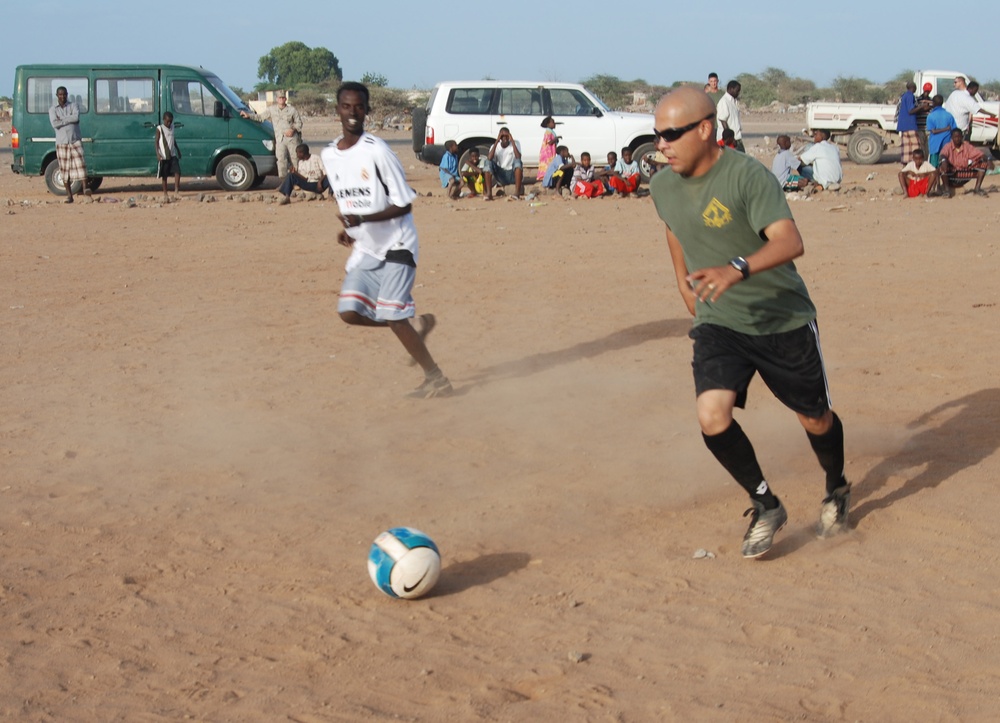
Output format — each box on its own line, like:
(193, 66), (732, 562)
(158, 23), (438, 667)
(649, 87), (851, 559)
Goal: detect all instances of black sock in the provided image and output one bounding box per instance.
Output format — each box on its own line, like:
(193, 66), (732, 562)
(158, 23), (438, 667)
(806, 412), (847, 495)
(702, 420), (778, 509)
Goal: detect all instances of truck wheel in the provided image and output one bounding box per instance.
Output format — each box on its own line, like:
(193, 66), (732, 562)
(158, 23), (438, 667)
(216, 154), (255, 192)
(847, 129), (884, 165)
(44, 158), (83, 196)
(632, 142), (658, 183)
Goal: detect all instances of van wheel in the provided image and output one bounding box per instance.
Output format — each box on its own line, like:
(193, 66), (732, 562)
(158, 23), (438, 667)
(216, 154), (255, 192)
(44, 158), (83, 196)
(632, 142), (658, 184)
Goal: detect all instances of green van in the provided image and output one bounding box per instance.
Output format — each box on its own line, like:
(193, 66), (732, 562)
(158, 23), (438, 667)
(9, 64), (276, 194)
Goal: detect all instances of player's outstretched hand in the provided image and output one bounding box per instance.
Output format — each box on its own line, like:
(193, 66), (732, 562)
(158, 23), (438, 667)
(337, 230), (354, 248)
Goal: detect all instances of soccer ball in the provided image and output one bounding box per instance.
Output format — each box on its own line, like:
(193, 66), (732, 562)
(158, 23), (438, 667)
(367, 527), (441, 599)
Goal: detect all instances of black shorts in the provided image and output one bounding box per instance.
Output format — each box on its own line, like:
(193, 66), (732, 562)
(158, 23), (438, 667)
(157, 157), (180, 179)
(690, 321), (831, 418)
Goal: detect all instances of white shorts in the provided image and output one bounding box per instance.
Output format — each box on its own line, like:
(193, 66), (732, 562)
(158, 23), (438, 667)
(337, 255), (416, 322)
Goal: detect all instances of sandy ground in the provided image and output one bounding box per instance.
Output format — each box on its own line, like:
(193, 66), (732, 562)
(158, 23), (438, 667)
(2, 114), (1000, 722)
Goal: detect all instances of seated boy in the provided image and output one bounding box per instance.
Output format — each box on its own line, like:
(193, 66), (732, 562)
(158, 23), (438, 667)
(607, 147), (641, 197)
(438, 140), (462, 200)
(571, 152), (605, 198)
(278, 143), (330, 205)
(898, 149), (939, 198)
(542, 145), (575, 195)
(718, 128), (738, 149)
(460, 148), (484, 197)
(597, 151), (618, 195)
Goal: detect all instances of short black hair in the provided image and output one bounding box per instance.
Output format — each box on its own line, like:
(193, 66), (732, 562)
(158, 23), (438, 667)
(708, 73), (718, 80)
(336, 81), (370, 108)
(727, 80), (741, 92)
(296, 143), (309, 154)
(967, 81), (980, 93)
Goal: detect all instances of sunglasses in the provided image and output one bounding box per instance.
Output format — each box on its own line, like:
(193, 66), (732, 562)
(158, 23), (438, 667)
(653, 113), (715, 143)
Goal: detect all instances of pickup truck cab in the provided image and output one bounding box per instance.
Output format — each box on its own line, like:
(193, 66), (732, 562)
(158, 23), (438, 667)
(806, 70), (1000, 164)
(412, 80), (659, 182)
(9, 64), (277, 194)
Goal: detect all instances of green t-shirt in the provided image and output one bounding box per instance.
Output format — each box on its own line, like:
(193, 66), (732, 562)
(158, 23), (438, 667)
(650, 149), (816, 335)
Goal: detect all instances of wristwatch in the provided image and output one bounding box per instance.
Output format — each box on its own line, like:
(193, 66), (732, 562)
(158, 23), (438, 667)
(729, 256), (750, 280)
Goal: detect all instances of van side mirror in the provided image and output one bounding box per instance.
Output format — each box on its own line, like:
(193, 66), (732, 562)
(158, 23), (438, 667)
(214, 100), (228, 118)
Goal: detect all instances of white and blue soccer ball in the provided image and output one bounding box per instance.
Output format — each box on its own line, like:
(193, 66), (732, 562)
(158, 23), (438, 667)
(367, 527), (441, 599)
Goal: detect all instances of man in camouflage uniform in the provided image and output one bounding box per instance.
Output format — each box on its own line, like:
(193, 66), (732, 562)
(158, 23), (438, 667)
(241, 92), (303, 179)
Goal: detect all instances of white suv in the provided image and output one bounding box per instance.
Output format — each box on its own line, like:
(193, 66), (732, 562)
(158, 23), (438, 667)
(412, 81), (659, 182)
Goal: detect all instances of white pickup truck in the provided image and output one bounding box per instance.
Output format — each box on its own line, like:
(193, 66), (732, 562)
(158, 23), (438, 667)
(806, 69), (1000, 164)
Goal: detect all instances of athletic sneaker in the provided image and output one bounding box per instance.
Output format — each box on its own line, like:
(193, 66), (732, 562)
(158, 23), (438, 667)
(406, 374), (453, 399)
(741, 499), (788, 559)
(817, 483), (851, 538)
(406, 314), (436, 367)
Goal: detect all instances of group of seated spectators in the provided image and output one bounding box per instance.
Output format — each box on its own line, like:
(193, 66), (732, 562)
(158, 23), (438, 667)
(438, 122), (648, 202)
(770, 130), (843, 194)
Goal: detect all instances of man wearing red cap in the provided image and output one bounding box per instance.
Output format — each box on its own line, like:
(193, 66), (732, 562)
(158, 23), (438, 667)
(915, 82), (934, 155)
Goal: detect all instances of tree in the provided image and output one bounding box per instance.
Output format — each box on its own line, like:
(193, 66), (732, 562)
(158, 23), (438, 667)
(581, 74), (632, 109)
(361, 72), (388, 88)
(256, 42), (342, 89)
(734, 72), (777, 108)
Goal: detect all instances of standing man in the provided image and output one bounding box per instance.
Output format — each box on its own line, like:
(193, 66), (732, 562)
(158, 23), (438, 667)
(705, 72), (724, 106)
(716, 81), (744, 152)
(944, 77), (998, 139)
(320, 82), (452, 399)
(48, 86), (88, 203)
(896, 82), (922, 166)
(649, 87), (850, 559)
(925, 94), (956, 175)
(241, 91), (303, 179)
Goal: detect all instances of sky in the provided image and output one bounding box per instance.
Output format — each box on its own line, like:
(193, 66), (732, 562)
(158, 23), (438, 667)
(3, 0), (997, 100)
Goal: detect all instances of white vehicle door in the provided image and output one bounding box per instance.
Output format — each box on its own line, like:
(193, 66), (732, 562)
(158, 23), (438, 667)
(546, 87), (614, 163)
(491, 87), (545, 165)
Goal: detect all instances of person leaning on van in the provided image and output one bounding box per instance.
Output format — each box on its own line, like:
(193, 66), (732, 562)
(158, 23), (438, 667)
(48, 86), (89, 204)
(240, 92), (302, 180)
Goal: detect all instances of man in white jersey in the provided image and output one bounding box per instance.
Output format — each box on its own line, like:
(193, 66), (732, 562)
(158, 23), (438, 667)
(321, 82), (452, 398)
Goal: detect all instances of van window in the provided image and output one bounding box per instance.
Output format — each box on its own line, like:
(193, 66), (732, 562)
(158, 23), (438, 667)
(446, 88), (493, 115)
(497, 88), (542, 116)
(171, 80), (216, 116)
(96, 78), (155, 114)
(549, 88), (597, 116)
(27, 77), (89, 114)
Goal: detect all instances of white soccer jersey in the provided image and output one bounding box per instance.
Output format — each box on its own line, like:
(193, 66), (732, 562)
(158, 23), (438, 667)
(321, 133), (419, 272)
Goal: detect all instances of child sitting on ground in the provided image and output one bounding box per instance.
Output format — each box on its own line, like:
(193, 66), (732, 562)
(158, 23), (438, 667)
(597, 151), (618, 195)
(571, 152), (605, 198)
(461, 148), (484, 197)
(542, 145), (575, 195)
(608, 147), (641, 197)
(438, 140), (462, 199)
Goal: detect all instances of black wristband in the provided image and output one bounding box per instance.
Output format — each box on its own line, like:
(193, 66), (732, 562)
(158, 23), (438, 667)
(729, 256), (750, 280)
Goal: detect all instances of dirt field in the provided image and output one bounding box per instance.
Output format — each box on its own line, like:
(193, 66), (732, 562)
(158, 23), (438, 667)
(2, 114), (999, 721)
